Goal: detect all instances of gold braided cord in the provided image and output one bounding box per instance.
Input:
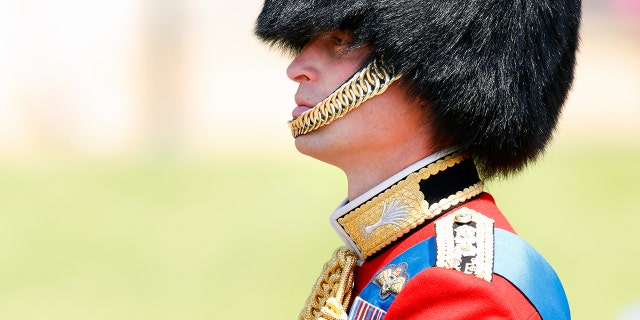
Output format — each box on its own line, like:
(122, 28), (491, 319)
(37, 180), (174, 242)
(288, 60), (401, 137)
(299, 247), (358, 320)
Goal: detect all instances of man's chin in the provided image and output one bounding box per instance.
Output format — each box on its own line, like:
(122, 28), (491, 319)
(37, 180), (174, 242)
(293, 133), (315, 154)
(294, 131), (332, 160)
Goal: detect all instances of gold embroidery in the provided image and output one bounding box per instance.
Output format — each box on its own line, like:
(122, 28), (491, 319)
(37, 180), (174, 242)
(302, 156), (485, 318)
(435, 207), (494, 281)
(338, 154), (483, 259)
(299, 247), (357, 320)
(374, 263), (409, 299)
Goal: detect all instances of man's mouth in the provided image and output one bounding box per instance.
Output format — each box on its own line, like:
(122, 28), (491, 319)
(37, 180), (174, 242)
(292, 105), (313, 119)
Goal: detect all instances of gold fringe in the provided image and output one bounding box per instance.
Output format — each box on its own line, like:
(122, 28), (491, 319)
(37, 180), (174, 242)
(299, 247), (358, 320)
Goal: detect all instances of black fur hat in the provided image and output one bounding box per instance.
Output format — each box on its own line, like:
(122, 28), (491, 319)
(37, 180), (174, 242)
(255, 0), (581, 177)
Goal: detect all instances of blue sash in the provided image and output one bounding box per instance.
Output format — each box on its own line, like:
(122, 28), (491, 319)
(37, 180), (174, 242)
(352, 229), (570, 319)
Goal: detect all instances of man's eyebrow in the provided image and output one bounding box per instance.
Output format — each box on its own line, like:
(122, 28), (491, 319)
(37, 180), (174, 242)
(324, 29), (353, 38)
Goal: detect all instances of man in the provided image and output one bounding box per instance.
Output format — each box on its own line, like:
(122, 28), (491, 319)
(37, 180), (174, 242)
(256, 0), (580, 319)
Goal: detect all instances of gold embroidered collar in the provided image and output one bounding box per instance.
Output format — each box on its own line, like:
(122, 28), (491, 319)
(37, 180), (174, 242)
(329, 150), (484, 261)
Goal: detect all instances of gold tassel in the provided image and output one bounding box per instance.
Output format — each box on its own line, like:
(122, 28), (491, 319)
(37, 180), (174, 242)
(299, 247), (358, 320)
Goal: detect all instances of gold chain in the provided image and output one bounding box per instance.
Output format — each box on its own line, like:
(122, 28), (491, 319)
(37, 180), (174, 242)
(288, 60), (401, 137)
(299, 247), (358, 320)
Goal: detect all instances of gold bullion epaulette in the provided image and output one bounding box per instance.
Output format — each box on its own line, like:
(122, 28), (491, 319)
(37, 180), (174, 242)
(435, 207), (495, 281)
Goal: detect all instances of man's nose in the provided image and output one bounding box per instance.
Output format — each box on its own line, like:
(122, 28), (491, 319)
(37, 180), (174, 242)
(286, 47), (318, 83)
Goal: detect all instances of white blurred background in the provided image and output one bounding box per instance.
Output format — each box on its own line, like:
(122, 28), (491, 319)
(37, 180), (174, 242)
(0, 0), (292, 161)
(0, 0), (638, 162)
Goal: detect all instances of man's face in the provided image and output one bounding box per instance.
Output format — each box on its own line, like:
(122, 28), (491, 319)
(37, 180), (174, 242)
(286, 30), (425, 168)
(287, 30), (371, 120)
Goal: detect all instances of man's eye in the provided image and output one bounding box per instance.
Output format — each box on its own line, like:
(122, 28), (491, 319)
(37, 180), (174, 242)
(332, 36), (345, 45)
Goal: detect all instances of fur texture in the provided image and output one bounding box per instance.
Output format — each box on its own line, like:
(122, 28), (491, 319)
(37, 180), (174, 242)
(255, 0), (581, 178)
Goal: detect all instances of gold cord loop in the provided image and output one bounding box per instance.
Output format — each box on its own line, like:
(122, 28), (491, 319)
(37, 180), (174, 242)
(299, 247), (358, 320)
(288, 60), (401, 137)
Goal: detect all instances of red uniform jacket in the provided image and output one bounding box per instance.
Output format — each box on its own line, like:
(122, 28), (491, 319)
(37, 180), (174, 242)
(353, 193), (541, 320)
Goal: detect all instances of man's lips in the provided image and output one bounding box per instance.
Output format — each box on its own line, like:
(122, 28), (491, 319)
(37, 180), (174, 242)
(292, 105), (313, 119)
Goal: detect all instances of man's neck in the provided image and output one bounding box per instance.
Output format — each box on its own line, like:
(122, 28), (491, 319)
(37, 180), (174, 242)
(341, 142), (441, 201)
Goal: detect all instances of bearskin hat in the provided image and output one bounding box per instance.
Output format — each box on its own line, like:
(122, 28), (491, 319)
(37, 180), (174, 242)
(255, 0), (581, 178)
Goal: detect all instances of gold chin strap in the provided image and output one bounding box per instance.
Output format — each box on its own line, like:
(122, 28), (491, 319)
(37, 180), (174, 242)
(288, 60), (401, 138)
(299, 247), (358, 320)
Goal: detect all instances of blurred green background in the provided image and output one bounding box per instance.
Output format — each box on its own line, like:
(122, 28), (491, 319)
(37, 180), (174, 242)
(1, 143), (638, 319)
(0, 0), (639, 319)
